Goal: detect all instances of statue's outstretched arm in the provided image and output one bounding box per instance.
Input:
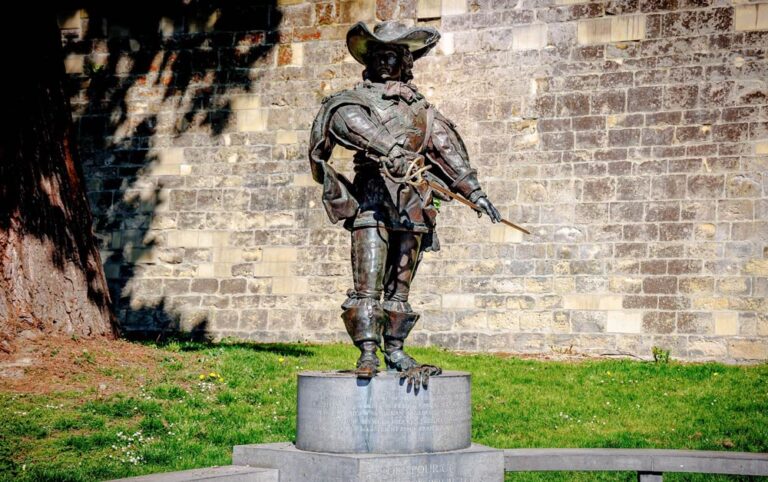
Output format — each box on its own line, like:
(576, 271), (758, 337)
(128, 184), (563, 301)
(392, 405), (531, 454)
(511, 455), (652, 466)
(428, 113), (501, 223)
(427, 115), (485, 202)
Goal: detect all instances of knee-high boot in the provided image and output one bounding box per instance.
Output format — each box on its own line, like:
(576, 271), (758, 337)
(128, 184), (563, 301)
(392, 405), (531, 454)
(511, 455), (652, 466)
(341, 295), (385, 377)
(381, 300), (420, 371)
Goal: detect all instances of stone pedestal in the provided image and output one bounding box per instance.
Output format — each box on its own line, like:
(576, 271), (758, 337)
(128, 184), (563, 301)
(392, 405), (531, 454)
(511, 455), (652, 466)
(234, 442), (503, 482)
(234, 371), (504, 481)
(296, 370), (471, 454)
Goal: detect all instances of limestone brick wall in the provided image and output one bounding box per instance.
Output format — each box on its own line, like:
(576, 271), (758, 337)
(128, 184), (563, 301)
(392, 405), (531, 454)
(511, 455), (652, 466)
(59, 0), (767, 362)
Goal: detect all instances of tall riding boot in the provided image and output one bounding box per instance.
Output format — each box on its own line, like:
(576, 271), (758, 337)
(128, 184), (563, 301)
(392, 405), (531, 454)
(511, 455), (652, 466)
(341, 296), (385, 378)
(381, 301), (420, 371)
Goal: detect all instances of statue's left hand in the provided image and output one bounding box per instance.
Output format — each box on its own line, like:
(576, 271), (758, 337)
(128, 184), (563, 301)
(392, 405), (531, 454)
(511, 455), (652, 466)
(401, 364), (442, 391)
(475, 196), (502, 223)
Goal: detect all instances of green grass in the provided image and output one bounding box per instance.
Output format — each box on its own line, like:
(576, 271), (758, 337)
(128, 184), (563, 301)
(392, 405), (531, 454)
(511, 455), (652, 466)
(1, 341), (766, 481)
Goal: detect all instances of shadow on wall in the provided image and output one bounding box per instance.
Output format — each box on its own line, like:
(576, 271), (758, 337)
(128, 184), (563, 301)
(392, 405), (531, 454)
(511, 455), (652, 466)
(58, 0), (282, 339)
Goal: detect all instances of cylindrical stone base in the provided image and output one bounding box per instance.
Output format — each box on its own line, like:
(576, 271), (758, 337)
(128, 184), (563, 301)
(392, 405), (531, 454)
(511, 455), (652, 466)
(295, 371), (471, 454)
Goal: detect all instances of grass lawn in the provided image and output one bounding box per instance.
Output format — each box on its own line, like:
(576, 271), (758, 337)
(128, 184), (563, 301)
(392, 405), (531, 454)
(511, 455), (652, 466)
(0, 338), (766, 481)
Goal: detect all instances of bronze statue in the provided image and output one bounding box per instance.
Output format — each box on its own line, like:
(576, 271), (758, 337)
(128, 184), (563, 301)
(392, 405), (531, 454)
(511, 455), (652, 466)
(309, 21), (504, 387)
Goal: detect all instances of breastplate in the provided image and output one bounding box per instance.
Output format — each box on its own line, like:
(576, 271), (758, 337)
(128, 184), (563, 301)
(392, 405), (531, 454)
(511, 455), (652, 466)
(360, 86), (429, 153)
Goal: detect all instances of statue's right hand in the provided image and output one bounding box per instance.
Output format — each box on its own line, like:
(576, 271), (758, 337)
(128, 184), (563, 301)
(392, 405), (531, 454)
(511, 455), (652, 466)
(386, 146), (418, 177)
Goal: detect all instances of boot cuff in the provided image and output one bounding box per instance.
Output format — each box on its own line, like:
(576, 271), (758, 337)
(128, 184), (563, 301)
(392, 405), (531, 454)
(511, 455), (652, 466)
(382, 300), (413, 314)
(383, 309), (419, 340)
(341, 300), (384, 344)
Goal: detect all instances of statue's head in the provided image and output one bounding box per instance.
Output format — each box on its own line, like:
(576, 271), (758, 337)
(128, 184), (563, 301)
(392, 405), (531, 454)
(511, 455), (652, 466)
(363, 44), (413, 83)
(346, 21), (440, 83)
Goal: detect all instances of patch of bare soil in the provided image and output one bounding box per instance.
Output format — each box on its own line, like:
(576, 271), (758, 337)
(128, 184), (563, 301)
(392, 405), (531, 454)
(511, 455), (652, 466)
(0, 335), (166, 395)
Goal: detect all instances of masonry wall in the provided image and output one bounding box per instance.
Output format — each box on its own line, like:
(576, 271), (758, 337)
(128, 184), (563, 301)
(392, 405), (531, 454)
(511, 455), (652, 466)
(59, 0), (768, 362)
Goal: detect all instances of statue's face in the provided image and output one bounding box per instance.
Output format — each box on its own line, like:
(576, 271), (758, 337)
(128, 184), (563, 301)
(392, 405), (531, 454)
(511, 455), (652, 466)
(367, 46), (403, 82)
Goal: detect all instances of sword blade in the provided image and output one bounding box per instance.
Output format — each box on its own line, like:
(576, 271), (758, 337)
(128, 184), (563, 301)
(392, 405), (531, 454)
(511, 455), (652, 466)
(426, 181), (531, 235)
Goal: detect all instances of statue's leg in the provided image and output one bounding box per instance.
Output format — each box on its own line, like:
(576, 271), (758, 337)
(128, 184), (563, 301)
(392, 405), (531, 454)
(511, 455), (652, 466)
(342, 226), (388, 378)
(382, 232), (441, 384)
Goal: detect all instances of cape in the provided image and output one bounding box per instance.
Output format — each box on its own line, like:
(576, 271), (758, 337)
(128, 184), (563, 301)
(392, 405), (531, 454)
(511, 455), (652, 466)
(308, 88), (375, 224)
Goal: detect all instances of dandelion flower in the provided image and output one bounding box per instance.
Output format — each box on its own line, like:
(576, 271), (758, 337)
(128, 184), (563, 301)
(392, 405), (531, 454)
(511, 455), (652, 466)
(278, 357), (285, 363)
(199, 374), (205, 380)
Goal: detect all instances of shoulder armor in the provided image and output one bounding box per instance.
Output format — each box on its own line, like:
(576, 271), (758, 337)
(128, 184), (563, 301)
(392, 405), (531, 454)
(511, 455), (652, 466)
(434, 109), (457, 129)
(321, 89), (348, 104)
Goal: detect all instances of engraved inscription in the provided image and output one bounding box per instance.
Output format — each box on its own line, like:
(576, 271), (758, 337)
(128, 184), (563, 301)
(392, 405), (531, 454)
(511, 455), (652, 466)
(360, 462), (477, 482)
(313, 389), (470, 435)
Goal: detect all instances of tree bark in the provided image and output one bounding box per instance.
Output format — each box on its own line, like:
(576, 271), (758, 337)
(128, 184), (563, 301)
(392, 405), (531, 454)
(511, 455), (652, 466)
(0, 11), (116, 352)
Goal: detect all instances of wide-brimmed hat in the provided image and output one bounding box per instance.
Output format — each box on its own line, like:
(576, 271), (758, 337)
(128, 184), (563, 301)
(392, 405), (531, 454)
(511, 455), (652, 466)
(346, 21), (441, 65)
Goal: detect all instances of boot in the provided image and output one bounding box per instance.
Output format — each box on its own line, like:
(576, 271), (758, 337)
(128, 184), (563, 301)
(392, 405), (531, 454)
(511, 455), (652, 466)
(382, 305), (420, 371)
(341, 297), (385, 378)
(382, 301), (442, 388)
(355, 341), (380, 378)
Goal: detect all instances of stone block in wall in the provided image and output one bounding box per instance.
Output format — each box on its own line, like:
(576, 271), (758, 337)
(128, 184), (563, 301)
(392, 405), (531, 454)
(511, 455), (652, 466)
(156, 148), (184, 174)
(293, 173), (317, 187)
(519, 311), (553, 333)
(442, 0), (467, 16)
(734, 3), (768, 31)
(489, 225), (524, 243)
(341, 0), (376, 23)
(417, 0), (442, 19)
(58, 10), (84, 29)
(236, 110), (269, 132)
(276, 130), (298, 144)
(678, 312), (714, 335)
(214, 247), (244, 264)
(538, 4), (604, 23)
(605, 311), (642, 333)
(231, 95), (261, 111)
(65, 54), (84, 74)
(442, 294), (476, 309)
(437, 31), (455, 55)
(512, 24), (548, 51)
(272, 277), (309, 295)
(728, 339), (768, 360)
(688, 337), (728, 360)
(262, 247), (299, 263)
(577, 15), (646, 45)
(744, 259), (768, 276)
(714, 312), (739, 336)
(254, 263), (295, 277)
(563, 294), (623, 310)
(571, 311), (607, 333)
(278, 43), (304, 67)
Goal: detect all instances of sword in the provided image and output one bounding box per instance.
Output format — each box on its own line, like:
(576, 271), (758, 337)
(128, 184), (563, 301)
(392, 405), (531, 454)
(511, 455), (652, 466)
(425, 180), (531, 235)
(381, 156), (530, 235)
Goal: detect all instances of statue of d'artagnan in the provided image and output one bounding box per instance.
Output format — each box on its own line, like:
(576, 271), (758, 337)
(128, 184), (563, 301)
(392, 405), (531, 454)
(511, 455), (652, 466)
(309, 21), (502, 386)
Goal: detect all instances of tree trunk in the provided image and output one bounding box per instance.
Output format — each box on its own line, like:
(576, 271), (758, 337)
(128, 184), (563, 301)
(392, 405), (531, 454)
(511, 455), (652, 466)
(0, 11), (116, 352)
